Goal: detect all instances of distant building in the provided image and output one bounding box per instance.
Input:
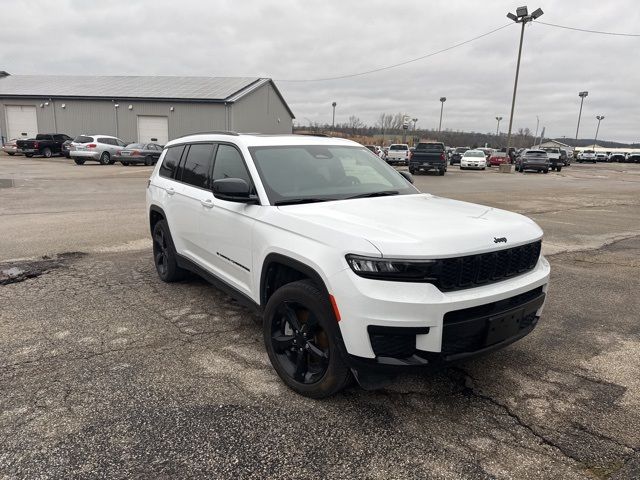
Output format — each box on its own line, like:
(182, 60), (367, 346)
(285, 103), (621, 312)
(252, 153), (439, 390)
(0, 74), (294, 144)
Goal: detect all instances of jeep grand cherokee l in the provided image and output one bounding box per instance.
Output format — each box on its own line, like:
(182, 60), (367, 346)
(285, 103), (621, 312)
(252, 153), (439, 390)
(147, 133), (550, 398)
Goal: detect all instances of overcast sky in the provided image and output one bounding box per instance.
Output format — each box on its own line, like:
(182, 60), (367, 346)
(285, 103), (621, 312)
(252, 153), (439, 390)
(2, 0), (639, 142)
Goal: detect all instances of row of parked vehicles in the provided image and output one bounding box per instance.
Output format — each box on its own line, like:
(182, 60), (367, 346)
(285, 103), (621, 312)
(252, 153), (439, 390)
(575, 150), (640, 163)
(1, 133), (163, 166)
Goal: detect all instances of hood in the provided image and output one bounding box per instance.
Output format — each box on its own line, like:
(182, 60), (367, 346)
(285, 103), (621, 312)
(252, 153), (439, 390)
(275, 194), (542, 258)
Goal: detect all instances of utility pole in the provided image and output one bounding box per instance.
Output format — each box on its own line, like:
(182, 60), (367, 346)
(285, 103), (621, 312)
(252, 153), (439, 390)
(505, 6), (544, 167)
(575, 91), (588, 140)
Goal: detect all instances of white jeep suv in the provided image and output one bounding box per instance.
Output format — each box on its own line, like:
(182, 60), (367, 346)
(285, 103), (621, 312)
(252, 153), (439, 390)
(147, 132), (550, 398)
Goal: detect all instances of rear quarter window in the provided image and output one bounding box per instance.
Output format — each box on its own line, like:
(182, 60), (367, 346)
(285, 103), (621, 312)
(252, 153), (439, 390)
(159, 145), (185, 179)
(74, 136), (93, 143)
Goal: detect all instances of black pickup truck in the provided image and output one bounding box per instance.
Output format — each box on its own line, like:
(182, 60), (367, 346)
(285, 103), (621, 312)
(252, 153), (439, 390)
(409, 142), (447, 175)
(17, 133), (72, 158)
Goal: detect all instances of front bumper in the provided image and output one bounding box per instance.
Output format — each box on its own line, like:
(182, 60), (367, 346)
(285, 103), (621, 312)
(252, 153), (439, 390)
(1, 146), (18, 154)
(329, 255), (550, 364)
(70, 150), (101, 160)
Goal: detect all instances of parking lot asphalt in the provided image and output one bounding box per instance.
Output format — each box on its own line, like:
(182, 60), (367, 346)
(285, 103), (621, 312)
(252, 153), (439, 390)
(1, 154), (639, 479)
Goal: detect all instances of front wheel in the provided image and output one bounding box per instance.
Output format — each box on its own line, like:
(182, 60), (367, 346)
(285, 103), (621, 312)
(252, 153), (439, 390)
(121, 161), (129, 166)
(100, 152), (110, 165)
(43, 147), (52, 158)
(152, 220), (187, 282)
(74, 159), (85, 165)
(264, 280), (351, 398)
(543, 169), (549, 174)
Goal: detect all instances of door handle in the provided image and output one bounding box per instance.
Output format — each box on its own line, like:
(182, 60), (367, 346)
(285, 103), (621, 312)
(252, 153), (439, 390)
(166, 187), (175, 196)
(201, 198), (214, 208)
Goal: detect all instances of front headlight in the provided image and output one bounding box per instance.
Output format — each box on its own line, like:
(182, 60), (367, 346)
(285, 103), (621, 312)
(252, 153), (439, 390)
(346, 254), (437, 281)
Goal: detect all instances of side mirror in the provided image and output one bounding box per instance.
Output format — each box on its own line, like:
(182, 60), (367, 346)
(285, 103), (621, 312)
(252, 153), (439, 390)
(399, 170), (413, 184)
(212, 178), (256, 203)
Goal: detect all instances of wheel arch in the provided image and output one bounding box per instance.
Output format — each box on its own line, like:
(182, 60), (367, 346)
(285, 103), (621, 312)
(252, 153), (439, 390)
(149, 205), (166, 235)
(260, 253), (330, 307)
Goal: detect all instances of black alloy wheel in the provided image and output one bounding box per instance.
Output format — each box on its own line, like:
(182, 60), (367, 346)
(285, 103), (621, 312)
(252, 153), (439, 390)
(152, 220), (186, 282)
(264, 280), (351, 398)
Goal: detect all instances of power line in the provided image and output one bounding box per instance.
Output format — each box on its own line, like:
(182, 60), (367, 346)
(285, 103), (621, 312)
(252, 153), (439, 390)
(536, 21), (640, 37)
(277, 23), (514, 83)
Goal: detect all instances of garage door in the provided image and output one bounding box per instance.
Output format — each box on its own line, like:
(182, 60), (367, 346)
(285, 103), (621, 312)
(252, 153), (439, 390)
(137, 116), (168, 145)
(6, 105), (38, 140)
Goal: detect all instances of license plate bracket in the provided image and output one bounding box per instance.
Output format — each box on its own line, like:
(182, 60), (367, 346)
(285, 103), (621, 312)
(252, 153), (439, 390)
(485, 308), (524, 345)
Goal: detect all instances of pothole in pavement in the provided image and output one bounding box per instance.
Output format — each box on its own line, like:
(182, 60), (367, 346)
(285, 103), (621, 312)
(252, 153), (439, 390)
(0, 252), (86, 285)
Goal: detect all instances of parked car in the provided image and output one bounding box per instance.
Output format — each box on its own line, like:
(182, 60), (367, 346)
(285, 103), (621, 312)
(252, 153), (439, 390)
(626, 153), (640, 163)
(16, 133), (72, 158)
(386, 144), (410, 165)
(408, 142), (447, 175)
(488, 150), (509, 166)
(449, 147), (470, 165)
(460, 150), (487, 170)
(515, 150), (550, 173)
(1, 138), (21, 156)
(560, 149), (572, 166)
(595, 153), (608, 162)
(114, 143), (164, 166)
(539, 147), (563, 172)
(608, 153), (626, 163)
(577, 150), (596, 163)
(69, 135), (128, 165)
(479, 148), (493, 159)
(147, 132), (549, 398)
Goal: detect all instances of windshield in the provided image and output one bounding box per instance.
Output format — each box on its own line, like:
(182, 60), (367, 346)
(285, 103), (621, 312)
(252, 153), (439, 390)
(464, 151), (485, 157)
(389, 145), (407, 150)
(249, 145), (417, 205)
(416, 143), (443, 151)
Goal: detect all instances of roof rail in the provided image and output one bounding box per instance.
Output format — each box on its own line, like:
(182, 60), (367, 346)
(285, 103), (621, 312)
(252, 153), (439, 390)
(182, 130), (240, 137)
(295, 133), (332, 137)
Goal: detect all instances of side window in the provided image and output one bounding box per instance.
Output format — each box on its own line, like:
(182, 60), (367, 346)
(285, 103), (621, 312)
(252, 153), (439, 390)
(178, 143), (215, 189)
(212, 144), (252, 186)
(97, 137), (110, 145)
(116, 139), (127, 147)
(159, 145), (185, 179)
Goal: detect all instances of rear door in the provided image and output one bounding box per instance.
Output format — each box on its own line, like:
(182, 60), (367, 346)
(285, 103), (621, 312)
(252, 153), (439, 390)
(6, 105), (38, 140)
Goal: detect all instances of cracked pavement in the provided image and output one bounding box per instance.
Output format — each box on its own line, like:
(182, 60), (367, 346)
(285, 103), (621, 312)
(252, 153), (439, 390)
(1, 155), (639, 479)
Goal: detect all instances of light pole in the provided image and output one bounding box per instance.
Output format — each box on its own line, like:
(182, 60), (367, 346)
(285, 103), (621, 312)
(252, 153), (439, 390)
(575, 91), (588, 140)
(438, 97), (446, 132)
(331, 102), (337, 129)
(505, 6), (544, 165)
(495, 116), (503, 136)
(593, 115), (604, 149)
(534, 116), (539, 146)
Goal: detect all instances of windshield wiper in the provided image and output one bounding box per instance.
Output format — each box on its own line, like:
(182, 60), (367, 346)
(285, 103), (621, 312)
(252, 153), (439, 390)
(346, 190), (399, 199)
(274, 197), (334, 206)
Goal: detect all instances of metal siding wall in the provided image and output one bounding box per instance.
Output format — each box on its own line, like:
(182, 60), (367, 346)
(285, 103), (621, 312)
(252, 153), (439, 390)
(231, 84), (293, 134)
(0, 98), (228, 142)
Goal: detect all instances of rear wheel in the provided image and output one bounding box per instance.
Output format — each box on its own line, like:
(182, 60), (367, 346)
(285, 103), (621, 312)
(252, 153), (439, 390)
(264, 280), (351, 398)
(25, 154), (33, 158)
(543, 169), (549, 174)
(74, 159), (85, 165)
(121, 161), (129, 166)
(557, 166), (562, 172)
(144, 156), (153, 166)
(100, 152), (110, 165)
(43, 147), (52, 158)
(152, 220), (187, 282)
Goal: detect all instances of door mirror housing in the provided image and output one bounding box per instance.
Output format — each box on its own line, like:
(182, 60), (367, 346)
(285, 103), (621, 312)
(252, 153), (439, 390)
(399, 170), (414, 184)
(212, 178), (257, 203)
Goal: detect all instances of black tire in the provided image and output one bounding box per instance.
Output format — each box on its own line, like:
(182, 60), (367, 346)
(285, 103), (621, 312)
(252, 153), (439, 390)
(263, 280), (351, 398)
(43, 147), (52, 158)
(557, 166), (562, 172)
(74, 159), (85, 165)
(439, 168), (446, 175)
(121, 161), (129, 166)
(152, 220), (187, 282)
(144, 156), (153, 166)
(7, 152), (15, 156)
(100, 152), (110, 165)
(409, 168), (415, 175)
(543, 169), (549, 174)
(25, 154), (33, 158)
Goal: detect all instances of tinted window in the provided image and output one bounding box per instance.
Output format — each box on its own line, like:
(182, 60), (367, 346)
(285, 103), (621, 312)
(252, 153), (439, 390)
(179, 144), (215, 189)
(389, 145), (408, 151)
(117, 139), (127, 147)
(159, 145), (184, 179)
(416, 143), (444, 151)
(465, 151), (485, 157)
(213, 144), (252, 186)
(97, 138), (112, 145)
(74, 136), (93, 143)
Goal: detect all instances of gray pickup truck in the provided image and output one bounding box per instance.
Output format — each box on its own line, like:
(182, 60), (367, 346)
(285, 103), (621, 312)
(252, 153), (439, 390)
(539, 147), (564, 171)
(409, 142), (447, 175)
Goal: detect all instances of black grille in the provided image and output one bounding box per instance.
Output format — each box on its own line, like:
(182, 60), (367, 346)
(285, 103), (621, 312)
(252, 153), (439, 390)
(436, 241), (541, 291)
